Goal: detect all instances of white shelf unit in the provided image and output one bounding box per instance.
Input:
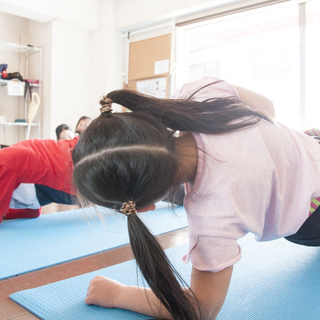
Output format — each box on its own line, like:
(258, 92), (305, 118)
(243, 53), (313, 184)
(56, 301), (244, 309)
(0, 79), (39, 88)
(0, 122), (38, 127)
(0, 39), (42, 142)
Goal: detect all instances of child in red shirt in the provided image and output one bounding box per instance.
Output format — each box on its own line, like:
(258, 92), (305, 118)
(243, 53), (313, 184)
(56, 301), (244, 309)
(0, 137), (79, 223)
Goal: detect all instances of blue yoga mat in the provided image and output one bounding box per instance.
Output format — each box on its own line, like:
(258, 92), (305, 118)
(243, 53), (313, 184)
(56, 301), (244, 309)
(10, 234), (320, 319)
(0, 203), (187, 280)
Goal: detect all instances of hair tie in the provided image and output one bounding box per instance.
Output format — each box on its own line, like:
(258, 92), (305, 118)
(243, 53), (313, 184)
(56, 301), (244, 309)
(120, 201), (137, 216)
(99, 96), (113, 113)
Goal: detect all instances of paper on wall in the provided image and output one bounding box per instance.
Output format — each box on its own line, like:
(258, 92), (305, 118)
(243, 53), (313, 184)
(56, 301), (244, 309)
(136, 77), (167, 98)
(154, 59), (169, 75)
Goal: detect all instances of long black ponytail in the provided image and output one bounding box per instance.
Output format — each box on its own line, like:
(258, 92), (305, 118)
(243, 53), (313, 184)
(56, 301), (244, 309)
(128, 213), (200, 319)
(107, 82), (272, 134)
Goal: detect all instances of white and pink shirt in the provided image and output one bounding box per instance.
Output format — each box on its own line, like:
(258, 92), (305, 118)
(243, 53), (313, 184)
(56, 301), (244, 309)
(174, 77), (320, 272)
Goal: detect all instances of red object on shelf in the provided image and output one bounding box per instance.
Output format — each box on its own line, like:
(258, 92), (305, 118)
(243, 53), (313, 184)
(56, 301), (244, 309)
(26, 79), (39, 84)
(1, 70), (7, 78)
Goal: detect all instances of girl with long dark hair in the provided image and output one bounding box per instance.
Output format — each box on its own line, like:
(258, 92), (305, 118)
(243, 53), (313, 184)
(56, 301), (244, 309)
(72, 77), (320, 319)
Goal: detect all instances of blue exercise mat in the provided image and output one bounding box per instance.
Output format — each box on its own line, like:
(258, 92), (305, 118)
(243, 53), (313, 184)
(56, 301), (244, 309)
(10, 234), (320, 319)
(0, 203), (187, 280)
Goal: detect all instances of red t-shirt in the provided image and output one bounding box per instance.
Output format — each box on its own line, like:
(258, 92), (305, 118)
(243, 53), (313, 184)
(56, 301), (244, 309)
(0, 137), (79, 219)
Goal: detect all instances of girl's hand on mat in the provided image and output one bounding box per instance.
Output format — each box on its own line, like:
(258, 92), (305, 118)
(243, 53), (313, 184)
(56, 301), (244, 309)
(85, 276), (123, 308)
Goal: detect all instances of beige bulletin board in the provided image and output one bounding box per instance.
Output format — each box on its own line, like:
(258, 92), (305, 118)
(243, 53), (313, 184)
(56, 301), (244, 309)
(128, 34), (171, 81)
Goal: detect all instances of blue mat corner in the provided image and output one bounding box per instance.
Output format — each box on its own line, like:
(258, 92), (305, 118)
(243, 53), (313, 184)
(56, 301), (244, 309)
(0, 203), (188, 280)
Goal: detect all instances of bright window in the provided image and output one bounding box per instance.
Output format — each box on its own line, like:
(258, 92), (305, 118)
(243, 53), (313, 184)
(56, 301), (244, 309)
(176, 1), (320, 131)
(305, 0), (320, 130)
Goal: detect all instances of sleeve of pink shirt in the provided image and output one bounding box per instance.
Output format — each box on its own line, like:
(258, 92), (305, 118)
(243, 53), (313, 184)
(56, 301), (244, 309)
(183, 234), (242, 272)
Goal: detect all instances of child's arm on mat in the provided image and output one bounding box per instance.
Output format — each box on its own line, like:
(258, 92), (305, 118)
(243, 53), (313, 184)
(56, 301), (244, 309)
(85, 266), (233, 319)
(190, 266), (233, 319)
(234, 85), (275, 118)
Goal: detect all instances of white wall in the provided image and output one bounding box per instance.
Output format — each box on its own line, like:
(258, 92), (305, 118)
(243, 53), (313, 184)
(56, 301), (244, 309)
(89, 0), (124, 120)
(0, 0), (99, 30)
(41, 15), (123, 139)
(49, 20), (91, 138)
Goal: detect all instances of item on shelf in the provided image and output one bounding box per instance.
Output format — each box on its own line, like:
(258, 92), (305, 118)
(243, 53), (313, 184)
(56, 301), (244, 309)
(26, 79), (39, 85)
(26, 92), (40, 140)
(0, 64), (7, 79)
(4, 72), (23, 81)
(7, 79), (25, 96)
(14, 119), (26, 122)
(4, 71), (32, 99)
(27, 92), (40, 123)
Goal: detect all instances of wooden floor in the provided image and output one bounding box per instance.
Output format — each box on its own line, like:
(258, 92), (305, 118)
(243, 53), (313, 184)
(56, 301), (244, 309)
(0, 203), (189, 320)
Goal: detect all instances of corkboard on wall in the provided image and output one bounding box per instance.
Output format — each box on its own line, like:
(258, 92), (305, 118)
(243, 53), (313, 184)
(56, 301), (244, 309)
(128, 34), (171, 81)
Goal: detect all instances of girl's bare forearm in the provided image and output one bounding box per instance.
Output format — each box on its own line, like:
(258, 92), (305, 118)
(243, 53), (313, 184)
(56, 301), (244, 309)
(114, 285), (173, 319)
